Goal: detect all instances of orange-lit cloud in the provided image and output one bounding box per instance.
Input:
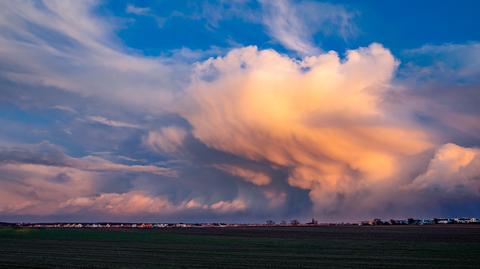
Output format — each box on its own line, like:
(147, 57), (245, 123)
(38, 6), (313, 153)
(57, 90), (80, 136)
(0, 163), (98, 215)
(180, 44), (433, 213)
(410, 143), (480, 193)
(62, 192), (176, 215)
(62, 193), (247, 215)
(214, 164), (271, 186)
(0, 144), (248, 217)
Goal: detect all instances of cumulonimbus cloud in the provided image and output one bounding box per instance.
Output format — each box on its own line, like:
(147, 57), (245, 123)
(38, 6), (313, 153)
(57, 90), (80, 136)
(179, 44), (436, 216)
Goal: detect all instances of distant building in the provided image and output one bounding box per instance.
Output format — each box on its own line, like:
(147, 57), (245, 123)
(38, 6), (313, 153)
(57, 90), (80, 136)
(407, 218), (421, 225)
(420, 219), (433, 225)
(435, 218), (452, 224)
(362, 219), (385, 225)
(454, 218), (477, 224)
(389, 219), (408, 225)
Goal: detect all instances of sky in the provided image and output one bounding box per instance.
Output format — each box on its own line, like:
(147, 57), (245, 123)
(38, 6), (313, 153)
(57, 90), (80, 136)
(1, 0), (480, 223)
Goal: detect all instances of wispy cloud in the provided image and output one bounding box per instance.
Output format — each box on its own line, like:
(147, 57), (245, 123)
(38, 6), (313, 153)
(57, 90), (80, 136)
(51, 105), (78, 114)
(398, 42), (480, 142)
(87, 116), (142, 129)
(144, 126), (188, 154)
(260, 0), (355, 55)
(214, 164), (271, 186)
(126, 4), (152, 16)
(0, 0), (183, 114)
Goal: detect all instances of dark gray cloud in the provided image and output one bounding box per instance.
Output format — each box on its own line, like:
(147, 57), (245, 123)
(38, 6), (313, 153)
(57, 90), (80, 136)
(395, 43), (480, 145)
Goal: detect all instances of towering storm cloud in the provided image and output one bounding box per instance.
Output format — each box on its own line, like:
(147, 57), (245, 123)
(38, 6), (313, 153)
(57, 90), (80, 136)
(179, 44), (435, 217)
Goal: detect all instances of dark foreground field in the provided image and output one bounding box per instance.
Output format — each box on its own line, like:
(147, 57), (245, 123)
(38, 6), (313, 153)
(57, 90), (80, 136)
(0, 225), (479, 269)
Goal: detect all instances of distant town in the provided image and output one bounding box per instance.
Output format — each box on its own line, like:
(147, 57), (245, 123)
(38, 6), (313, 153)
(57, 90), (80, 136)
(1, 217), (479, 229)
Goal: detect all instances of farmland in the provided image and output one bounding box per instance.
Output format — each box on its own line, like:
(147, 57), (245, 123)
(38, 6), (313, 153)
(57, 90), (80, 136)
(0, 225), (479, 268)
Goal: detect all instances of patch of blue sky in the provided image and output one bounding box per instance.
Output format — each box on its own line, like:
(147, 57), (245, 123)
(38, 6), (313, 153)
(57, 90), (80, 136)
(97, 0), (480, 60)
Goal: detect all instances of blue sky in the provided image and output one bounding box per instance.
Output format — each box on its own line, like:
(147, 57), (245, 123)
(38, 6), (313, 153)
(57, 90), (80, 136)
(0, 0), (479, 222)
(102, 0), (480, 56)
